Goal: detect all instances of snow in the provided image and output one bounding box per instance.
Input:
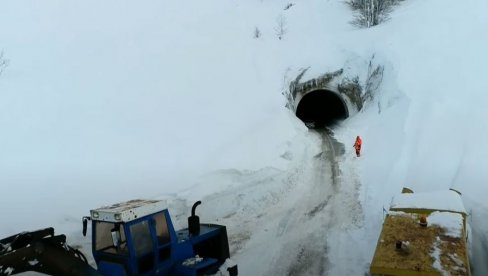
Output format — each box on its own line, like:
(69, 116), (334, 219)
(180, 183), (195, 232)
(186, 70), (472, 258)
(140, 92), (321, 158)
(1, 0), (488, 275)
(391, 190), (467, 214)
(27, 260), (39, 266)
(432, 238), (449, 276)
(428, 211), (464, 238)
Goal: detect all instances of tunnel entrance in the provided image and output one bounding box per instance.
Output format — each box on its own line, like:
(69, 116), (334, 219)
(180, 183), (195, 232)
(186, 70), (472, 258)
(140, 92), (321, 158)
(295, 89), (348, 128)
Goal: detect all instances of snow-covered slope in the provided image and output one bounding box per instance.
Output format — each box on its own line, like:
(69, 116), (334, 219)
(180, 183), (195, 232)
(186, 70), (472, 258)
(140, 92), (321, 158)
(1, 0), (487, 274)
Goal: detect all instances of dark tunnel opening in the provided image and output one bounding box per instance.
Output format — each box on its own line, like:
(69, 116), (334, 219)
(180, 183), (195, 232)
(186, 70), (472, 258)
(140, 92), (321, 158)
(295, 89), (348, 129)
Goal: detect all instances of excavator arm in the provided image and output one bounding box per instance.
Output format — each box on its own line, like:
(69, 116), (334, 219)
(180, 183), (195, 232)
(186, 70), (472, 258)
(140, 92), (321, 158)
(0, 227), (100, 276)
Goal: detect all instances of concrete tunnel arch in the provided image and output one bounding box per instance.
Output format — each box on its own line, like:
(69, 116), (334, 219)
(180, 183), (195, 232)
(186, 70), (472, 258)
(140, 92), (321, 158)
(295, 89), (349, 128)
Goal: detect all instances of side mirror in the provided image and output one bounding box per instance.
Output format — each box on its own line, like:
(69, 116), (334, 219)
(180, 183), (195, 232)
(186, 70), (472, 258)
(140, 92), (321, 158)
(82, 216), (91, 237)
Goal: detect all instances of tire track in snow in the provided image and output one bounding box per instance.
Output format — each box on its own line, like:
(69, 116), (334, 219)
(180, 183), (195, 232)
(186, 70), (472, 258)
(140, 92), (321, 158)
(160, 128), (362, 276)
(321, 130), (364, 276)
(271, 129), (362, 276)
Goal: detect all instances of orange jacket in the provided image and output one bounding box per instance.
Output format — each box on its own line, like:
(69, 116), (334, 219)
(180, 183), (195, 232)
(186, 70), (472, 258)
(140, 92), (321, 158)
(354, 136), (362, 149)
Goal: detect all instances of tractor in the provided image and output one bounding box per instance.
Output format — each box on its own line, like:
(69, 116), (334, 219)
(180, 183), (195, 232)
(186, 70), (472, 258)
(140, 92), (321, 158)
(0, 199), (238, 276)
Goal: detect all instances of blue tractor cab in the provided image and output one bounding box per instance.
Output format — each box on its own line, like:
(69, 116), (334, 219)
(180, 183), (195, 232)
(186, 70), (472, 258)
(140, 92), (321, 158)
(82, 200), (237, 276)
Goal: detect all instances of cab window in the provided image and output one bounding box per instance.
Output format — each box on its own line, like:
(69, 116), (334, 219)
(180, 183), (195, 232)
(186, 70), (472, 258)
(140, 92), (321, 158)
(130, 221), (154, 256)
(154, 213), (170, 244)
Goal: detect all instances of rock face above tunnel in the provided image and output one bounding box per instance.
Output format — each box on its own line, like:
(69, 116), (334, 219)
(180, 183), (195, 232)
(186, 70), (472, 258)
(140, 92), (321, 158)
(289, 68), (362, 128)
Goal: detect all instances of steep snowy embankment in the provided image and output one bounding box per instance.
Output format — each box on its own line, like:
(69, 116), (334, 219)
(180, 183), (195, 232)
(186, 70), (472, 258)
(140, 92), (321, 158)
(335, 0), (488, 273)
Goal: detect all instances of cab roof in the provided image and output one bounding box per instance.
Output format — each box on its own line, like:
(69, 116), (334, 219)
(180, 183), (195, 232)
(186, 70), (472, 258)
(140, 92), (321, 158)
(391, 189), (466, 214)
(90, 199), (167, 223)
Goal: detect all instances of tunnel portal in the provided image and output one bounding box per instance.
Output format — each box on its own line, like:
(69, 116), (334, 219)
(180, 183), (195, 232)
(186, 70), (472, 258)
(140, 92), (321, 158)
(295, 89), (348, 128)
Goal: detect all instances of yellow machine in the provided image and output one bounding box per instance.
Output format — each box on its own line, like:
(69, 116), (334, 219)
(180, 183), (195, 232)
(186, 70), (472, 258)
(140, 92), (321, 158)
(370, 188), (470, 276)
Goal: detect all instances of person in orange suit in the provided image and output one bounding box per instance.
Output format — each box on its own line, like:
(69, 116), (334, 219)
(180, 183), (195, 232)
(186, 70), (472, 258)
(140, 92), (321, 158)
(354, 136), (362, 157)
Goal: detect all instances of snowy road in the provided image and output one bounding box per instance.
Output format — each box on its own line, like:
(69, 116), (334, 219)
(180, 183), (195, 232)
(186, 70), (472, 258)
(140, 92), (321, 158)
(162, 129), (364, 275)
(266, 129), (358, 276)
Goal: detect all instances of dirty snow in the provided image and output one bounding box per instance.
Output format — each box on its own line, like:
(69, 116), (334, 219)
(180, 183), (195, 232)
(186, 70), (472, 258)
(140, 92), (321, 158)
(432, 238), (449, 276)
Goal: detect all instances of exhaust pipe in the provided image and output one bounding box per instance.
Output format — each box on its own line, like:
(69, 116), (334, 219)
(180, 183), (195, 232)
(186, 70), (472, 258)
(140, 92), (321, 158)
(188, 201), (201, 236)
